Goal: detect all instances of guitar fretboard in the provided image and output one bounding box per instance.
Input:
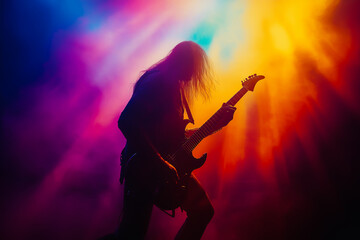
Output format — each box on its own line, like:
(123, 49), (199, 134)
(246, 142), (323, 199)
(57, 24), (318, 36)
(182, 87), (248, 152)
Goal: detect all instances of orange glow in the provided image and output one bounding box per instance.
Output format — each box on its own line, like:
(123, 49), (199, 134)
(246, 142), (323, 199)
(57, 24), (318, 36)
(190, 0), (352, 187)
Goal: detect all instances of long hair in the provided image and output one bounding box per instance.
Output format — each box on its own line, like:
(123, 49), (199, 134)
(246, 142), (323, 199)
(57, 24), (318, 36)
(135, 41), (213, 104)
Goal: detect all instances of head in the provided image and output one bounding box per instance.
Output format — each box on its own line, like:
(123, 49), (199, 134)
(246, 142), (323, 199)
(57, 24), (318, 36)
(145, 41), (213, 102)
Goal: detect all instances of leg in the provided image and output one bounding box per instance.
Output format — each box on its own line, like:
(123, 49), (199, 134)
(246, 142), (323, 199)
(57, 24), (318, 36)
(175, 175), (214, 240)
(117, 179), (154, 240)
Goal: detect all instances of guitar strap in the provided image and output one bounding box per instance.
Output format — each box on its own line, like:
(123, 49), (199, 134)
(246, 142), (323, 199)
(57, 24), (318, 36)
(181, 88), (194, 124)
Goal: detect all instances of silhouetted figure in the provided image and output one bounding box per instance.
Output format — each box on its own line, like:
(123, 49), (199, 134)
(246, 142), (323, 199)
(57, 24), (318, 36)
(116, 41), (235, 240)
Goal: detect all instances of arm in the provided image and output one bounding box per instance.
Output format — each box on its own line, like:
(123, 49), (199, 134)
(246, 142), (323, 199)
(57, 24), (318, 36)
(118, 79), (178, 181)
(119, 112), (178, 180)
(184, 104), (236, 141)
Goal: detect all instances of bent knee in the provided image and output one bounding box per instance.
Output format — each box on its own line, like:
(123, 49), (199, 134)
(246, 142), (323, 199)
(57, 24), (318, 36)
(205, 203), (215, 220)
(188, 201), (214, 222)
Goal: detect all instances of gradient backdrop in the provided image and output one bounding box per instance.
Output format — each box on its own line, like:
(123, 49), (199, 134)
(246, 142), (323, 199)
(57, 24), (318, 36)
(1, 0), (360, 239)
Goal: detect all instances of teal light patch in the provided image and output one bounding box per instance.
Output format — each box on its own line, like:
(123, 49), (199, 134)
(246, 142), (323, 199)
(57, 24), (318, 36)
(190, 22), (217, 51)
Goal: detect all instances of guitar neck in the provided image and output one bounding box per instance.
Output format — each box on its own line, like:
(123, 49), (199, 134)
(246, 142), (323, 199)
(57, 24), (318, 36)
(226, 87), (248, 106)
(182, 87), (248, 152)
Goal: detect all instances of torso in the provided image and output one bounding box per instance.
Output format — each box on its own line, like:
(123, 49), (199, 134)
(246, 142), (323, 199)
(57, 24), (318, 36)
(133, 70), (185, 154)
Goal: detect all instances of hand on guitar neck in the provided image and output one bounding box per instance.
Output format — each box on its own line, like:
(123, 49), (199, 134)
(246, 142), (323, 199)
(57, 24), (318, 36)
(185, 103), (236, 138)
(213, 103), (237, 132)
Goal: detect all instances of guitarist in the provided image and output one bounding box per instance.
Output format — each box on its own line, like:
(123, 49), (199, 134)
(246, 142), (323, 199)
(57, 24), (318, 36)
(117, 41), (236, 240)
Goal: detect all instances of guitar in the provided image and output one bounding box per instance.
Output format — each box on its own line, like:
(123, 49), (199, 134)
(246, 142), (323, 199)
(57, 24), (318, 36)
(154, 74), (265, 211)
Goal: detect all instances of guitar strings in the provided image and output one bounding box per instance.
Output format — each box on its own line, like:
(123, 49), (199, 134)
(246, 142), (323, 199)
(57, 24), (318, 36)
(182, 88), (248, 154)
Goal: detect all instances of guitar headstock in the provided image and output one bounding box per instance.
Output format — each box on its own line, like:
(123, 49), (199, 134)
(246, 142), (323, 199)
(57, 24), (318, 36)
(242, 74), (265, 91)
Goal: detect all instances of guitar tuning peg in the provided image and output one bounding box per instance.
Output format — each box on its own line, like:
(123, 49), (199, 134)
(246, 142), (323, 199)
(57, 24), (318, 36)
(254, 73), (257, 76)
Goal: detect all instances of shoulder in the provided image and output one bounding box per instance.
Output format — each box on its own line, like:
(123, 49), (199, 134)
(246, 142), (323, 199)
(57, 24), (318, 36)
(135, 70), (165, 90)
(132, 71), (168, 103)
